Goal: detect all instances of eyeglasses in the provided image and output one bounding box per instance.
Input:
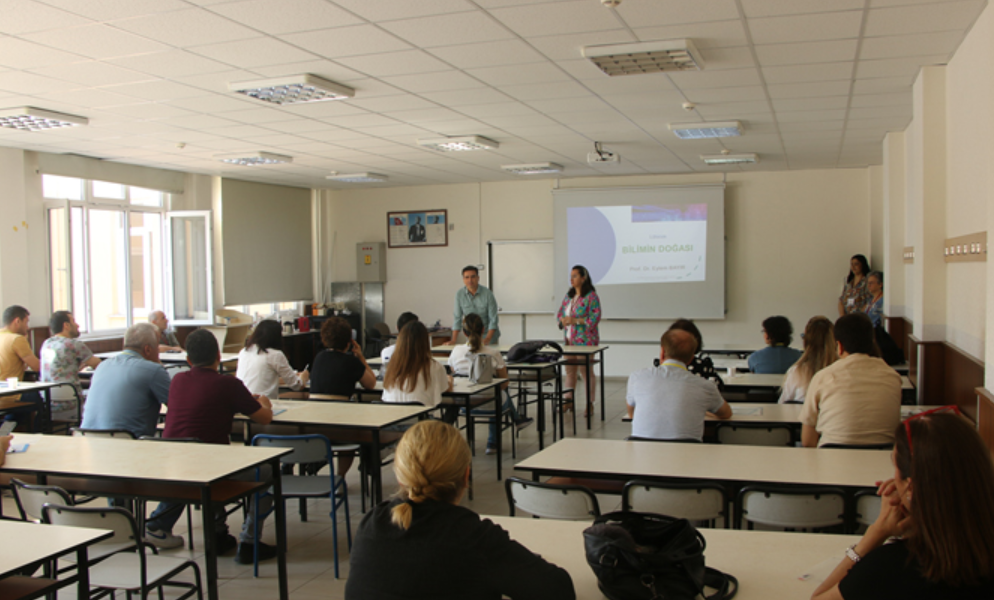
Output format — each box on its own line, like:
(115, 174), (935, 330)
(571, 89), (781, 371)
(902, 405), (961, 454)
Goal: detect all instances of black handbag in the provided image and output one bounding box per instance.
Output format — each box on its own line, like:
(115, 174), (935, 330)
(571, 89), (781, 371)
(506, 340), (563, 363)
(584, 511), (738, 600)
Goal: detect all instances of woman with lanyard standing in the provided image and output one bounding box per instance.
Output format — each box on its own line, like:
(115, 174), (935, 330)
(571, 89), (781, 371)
(556, 265), (602, 418)
(839, 254), (871, 316)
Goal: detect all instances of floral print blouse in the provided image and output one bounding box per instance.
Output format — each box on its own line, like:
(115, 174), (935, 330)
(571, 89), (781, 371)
(556, 291), (601, 346)
(840, 276), (870, 315)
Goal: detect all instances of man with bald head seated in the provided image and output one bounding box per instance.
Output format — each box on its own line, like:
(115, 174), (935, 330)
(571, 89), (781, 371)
(626, 329), (732, 441)
(149, 310), (182, 353)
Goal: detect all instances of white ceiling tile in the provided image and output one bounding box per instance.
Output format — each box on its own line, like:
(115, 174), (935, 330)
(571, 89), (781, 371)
(767, 81), (852, 99)
(246, 60), (365, 82)
(748, 11), (864, 45)
(109, 102), (198, 120)
(0, 0), (93, 34)
(528, 30), (636, 61)
(455, 102), (537, 118)
(172, 68), (267, 93)
(466, 63), (570, 87)
(500, 81), (593, 101)
(386, 107), (466, 123)
(526, 95), (614, 115)
(33, 87), (143, 109)
(209, 0), (363, 34)
(582, 76), (676, 96)
(865, 1), (985, 36)
(742, 0), (866, 17)
(848, 106), (912, 119)
(490, 0), (626, 37)
(555, 59), (613, 81)
(415, 87), (515, 107)
(0, 37), (89, 70)
(335, 51), (451, 77)
(779, 120), (845, 132)
(681, 86), (768, 103)
(859, 31), (964, 60)
(379, 12), (515, 48)
(668, 68), (763, 89)
(870, 0), (970, 6)
(380, 71), (486, 93)
(330, 0), (476, 22)
(754, 40), (859, 66)
(253, 118), (340, 133)
(632, 20), (750, 50)
(856, 55), (947, 78)
(23, 24), (171, 59)
(98, 80), (205, 102)
(615, 0), (739, 26)
(0, 70), (78, 95)
(27, 61), (154, 87)
(321, 113), (403, 128)
(694, 100), (773, 117)
(426, 40), (547, 69)
(283, 26), (413, 59)
(219, 108), (305, 124)
(111, 9), (259, 47)
(849, 93), (910, 107)
(276, 101), (369, 118)
(777, 109), (848, 122)
(852, 77), (914, 94)
(37, 0), (190, 20)
(701, 47), (758, 71)
(107, 51), (236, 79)
(189, 37), (318, 69)
(168, 94), (260, 113)
(150, 114), (237, 130)
(348, 95), (440, 113)
(772, 96), (850, 111)
(762, 62), (854, 84)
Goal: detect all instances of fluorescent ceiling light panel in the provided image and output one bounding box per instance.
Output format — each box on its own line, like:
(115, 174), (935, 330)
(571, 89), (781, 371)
(228, 74), (355, 105)
(501, 162), (564, 175)
(582, 39), (704, 76)
(418, 135), (499, 152)
(669, 121), (742, 139)
(701, 153), (759, 165)
(327, 172), (389, 183)
(0, 107), (88, 130)
(214, 151), (293, 166)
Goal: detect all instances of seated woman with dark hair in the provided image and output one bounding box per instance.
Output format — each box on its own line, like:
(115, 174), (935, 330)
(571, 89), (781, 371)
(667, 318), (723, 389)
(345, 420), (575, 600)
(311, 317), (376, 398)
(747, 315), (802, 374)
(812, 408), (994, 599)
(236, 319), (308, 401)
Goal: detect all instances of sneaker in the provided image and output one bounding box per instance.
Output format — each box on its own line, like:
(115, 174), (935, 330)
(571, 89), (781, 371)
(485, 446), (498, 455)
(235, 541), (279, 565)
(514, 417), (535, 432)
(216, 533), (237, 555)
(144, 528), (184, 550)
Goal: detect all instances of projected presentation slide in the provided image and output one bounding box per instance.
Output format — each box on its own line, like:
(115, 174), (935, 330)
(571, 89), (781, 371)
(567, 204), (707, 285)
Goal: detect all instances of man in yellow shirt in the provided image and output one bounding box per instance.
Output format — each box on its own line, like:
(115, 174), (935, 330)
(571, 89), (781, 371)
(0, 305), (43, 430)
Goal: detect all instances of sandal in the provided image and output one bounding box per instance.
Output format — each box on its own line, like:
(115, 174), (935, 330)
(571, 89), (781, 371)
(560, 401), (574, 414)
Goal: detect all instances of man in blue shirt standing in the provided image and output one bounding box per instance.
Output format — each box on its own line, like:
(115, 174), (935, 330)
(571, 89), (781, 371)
(81, 322), (170, 438)
(450, 266), (500, 345)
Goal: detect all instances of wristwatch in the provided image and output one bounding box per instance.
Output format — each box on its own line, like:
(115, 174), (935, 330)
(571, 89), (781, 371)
(845, 544), (862, 563)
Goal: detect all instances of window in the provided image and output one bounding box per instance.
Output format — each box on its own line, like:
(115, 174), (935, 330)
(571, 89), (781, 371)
(225, 302), (302, 323)
(44, 175), (176, 335)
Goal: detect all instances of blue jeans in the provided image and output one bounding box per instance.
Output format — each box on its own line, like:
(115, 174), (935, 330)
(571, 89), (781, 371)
(146, 464), (273, 543)
(472, 390), (520, 448)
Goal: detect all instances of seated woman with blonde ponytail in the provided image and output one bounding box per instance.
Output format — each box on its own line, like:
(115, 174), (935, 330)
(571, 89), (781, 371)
(345, 420), (575, 600)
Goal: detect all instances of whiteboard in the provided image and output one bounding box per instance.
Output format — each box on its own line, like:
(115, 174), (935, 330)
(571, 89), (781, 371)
(488, 240), (557, 314)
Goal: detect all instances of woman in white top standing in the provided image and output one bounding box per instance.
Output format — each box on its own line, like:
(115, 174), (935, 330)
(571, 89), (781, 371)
(448, 314), (532, 454)
(236, 320), (308, 401)
(779, 316), (838, 403)
(383, 321), (454, 419)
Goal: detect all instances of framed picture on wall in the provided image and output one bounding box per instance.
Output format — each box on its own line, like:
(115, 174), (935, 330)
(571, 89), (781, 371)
(387, 209), (448, 248)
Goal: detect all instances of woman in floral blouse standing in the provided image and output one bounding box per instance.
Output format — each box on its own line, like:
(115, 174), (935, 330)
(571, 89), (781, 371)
(556, 265), (602, 417)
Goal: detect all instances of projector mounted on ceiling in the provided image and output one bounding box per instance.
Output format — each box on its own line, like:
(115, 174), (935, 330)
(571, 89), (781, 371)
(582, 39), (704, 77)
(587, 142), (620, 165)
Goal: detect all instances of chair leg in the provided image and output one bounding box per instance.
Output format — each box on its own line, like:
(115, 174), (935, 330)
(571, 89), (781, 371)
(330, 493), (340, 579)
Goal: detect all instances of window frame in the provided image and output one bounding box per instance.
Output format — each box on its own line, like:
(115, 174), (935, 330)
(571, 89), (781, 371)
(44, 176), (170, 338)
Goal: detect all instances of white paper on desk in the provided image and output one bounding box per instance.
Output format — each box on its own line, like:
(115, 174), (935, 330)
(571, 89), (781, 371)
(7, 443), (29, 453)
(798, 557), (839, 584)
(732, 407), (762, 416)
(271, 401), (296, 413)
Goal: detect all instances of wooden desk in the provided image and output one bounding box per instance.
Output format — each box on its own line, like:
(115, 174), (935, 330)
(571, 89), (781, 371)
(514, 438), (891, 490)
(488, 517), (859, 600)
(0, 520), (112, 600)
(245, 400), (434, 504)
(0, 434), (291, 600)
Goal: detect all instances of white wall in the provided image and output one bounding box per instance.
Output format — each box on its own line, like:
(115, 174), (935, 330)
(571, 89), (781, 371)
(322, 169), (871, 376)
(0, 149), (49, 325)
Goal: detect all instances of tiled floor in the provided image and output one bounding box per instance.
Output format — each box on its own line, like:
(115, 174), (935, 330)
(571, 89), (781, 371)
(3, 377), (634, 600)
